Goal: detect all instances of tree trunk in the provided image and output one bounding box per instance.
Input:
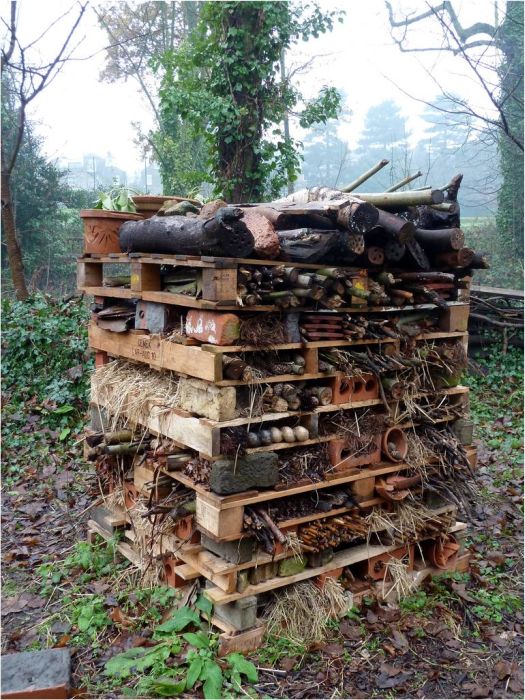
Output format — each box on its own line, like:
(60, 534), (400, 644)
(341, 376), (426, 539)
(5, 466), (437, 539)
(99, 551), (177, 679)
(1, 160), (28, 300)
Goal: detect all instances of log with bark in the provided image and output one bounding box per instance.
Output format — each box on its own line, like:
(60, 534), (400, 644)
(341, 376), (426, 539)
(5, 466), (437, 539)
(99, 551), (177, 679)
(119, 207), (255, 257)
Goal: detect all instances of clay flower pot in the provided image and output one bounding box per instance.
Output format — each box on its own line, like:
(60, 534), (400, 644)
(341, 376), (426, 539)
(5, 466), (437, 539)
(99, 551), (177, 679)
(381, 427), (408, 463)
(425, 534), (459, 570)
(80, 209), (143, 255)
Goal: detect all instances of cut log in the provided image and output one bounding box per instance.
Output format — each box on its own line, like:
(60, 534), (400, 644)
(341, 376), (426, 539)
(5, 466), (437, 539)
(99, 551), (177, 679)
(403, 239), (431, 271)
(277, 229), (347, 263)
(351, 189), (444, 209)
(414, 227), (464, 252)
(384, 240), (406, 262)
(120, 207), (255, 257)
(433, 248), (475, 268)
(376, 209), (416, 243)
(266, 190), (380, 234)
(241, 209), (280, 259)
(469, 252), (490, 269)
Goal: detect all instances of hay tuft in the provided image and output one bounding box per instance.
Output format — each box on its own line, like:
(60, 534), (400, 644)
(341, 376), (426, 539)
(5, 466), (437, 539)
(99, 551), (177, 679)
(92, 360), (181, 431)
(264, 578), (351, 645)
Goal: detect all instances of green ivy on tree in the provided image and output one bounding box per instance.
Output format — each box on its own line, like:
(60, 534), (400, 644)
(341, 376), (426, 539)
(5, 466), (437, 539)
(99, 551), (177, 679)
(496, 1), (524, 261)
(156, 1), (343, 201)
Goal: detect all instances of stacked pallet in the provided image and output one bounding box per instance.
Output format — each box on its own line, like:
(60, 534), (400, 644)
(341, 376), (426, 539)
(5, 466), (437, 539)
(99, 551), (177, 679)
(81, 181), (479, 653)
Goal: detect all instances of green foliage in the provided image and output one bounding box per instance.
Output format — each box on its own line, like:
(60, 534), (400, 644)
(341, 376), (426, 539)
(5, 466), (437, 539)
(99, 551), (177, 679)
(156, 0), (343, 201)
(1, 294), (92, 481)
(257, 634), (307, 666)
(462, 217), (523, 289)
(38, 538), (125, 595)
(1, 73), (91, 295)
(496, 1), (524, 259)
(105, 599), (258, 698)
(467, 347), (523, 467)
(93, 181), (139, 212)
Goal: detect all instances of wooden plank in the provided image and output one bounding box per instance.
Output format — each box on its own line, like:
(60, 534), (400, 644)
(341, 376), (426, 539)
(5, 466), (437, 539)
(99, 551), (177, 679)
(131, 261), (161, 292)
(82, 286), (136, 299)
(471, 284), (524, 299)
(218, 624), (266, 656)
(141, 290), (225, 310)
(173, 563), (201, 581)
(88, 325), (221, 382)
(87, 519), (142, 567)
(77, 261), (103, 288)
(202, 268), (238, 302)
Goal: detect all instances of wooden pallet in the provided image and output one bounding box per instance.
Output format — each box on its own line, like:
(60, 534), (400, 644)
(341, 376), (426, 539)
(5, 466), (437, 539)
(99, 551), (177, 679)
(78, 254), (368, 310)
(88, 323), (469, 385)
(91, 378), (469, 457)
(78, 254), (469, 312)
(170, 446), (476, 541)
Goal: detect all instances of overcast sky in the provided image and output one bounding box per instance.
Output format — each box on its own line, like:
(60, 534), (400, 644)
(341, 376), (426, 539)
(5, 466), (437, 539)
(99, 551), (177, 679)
(3, 0), (502, 175)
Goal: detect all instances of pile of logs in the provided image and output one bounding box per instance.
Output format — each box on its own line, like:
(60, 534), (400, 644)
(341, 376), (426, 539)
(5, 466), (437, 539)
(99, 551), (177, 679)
(119, 166), (487, 275)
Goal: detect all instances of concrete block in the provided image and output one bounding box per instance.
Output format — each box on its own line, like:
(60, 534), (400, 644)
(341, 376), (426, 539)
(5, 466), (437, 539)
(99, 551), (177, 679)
(1, 648), (71, 699)
(210, 452), (279, 495)
(201, 534), (255, 564)
(214, 596), (257, 632)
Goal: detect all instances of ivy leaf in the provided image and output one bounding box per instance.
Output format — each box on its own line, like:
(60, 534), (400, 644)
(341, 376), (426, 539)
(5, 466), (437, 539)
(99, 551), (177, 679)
(59, 427), (71, 441)
(186, 657), (204, 689)
(54, 404), (75, 414)
(202, 659), (224, 699)
(155, 606), (200, 635)
(226, 653), (258, 682)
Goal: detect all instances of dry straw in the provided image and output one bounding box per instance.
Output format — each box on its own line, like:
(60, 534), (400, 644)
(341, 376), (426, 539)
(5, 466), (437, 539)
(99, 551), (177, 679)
(92, 360), (181, 431)
(264, 578), (351, 645)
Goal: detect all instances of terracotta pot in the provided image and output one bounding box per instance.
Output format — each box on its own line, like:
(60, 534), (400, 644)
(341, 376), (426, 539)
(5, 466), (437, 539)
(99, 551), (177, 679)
(381, 427), (408, 463)
(132, 195), (201, 219)
(424, 534), (460, 570)
(80, 209), (143, 254)
(327, 434), (381, 472)
(174, 515), (199, 543)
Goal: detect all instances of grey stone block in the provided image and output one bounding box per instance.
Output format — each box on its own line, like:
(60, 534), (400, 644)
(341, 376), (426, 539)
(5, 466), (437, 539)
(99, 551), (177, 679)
(201, 534), (255, 564)
(1, 648), (71, 698)
(215, 596), (257, 631)
(210, 452), (279, 495)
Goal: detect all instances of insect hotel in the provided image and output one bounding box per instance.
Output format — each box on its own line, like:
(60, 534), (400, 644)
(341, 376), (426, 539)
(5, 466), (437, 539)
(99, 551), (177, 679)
(80, 176), (480, 653)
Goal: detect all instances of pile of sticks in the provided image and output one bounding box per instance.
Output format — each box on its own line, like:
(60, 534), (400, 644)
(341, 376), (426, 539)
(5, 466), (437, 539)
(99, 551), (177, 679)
(237, 265), (369, 309)
(298, 512), (369, 552)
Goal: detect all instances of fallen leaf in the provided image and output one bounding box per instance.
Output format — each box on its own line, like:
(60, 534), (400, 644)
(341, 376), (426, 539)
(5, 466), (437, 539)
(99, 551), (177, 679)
(366, 609), (378, 624)
(390, 628), (408, 650)
(279, 657), (297, 672)
(324, 643), (344, 657)
(380, 663), (401, 677)
(451, 582), (476, 603)
(2, 593), (46, 615)
(376, 671), (411, 689)
(53, 634), (71, 648)
(339, 620), (362, 640)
